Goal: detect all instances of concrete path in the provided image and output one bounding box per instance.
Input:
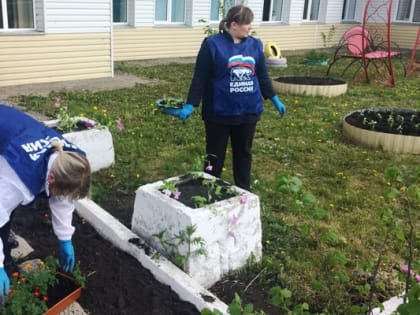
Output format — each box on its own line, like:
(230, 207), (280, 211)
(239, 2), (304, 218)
(0, 73), (149, 102)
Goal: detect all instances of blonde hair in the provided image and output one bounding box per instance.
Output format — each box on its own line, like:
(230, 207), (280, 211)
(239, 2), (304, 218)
(50, 141), (91, 200)
(218, 5), (254, 32)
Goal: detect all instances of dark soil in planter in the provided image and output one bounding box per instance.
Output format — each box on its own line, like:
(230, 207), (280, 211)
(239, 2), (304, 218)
(46, 273), (80, 309)
(11, 200), (200, 315)
(11, 194), (281, 315)
(161, 174), (238, 208)
(345, 109), (420, 136)
(274, 76), (346, 85)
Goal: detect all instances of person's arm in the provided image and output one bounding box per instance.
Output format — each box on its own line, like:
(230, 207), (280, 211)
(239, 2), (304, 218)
(255, 44), (286, 117)
(49, 196), (76, 272)
(256, 48), (276, 100)
(186, 38), (213, 106)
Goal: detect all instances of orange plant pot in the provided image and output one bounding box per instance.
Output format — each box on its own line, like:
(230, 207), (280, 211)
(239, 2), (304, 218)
(44, 273), (82, 315)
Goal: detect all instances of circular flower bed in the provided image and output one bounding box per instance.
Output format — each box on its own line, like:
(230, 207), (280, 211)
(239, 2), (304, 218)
(343, 109), (420, 154)
(272, 76), (347, 97)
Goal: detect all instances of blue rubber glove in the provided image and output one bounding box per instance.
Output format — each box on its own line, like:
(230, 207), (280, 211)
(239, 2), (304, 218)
(59, 240), (75, 272)
(179, 104), (194, 122)
(271, 95), (286, 117)
(0, 268), (10, 297)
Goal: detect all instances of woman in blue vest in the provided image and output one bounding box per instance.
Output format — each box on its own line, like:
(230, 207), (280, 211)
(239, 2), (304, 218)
(166, 5), (286, 191)
(0, 104), (91, 297)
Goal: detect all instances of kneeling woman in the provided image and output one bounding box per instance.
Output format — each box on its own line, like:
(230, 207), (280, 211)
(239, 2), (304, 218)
(0, 104), (91, 297)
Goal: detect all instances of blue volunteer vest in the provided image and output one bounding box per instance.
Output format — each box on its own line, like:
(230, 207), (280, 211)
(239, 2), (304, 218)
(206, 34), (263, 116)
(0, 105), (85, 196)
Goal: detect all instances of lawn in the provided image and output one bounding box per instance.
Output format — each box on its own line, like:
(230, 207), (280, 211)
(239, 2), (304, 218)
(14, 54), (420, 314)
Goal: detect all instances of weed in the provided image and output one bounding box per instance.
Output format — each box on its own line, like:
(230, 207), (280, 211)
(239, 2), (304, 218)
(152, 225), (207, 271)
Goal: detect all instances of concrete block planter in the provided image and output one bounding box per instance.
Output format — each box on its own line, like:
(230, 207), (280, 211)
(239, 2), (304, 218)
(43, 118), (115, 172)
(131, 172), (262, 288)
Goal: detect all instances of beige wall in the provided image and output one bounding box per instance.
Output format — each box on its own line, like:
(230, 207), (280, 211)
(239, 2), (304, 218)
(113, 24), (350, 62)
(0, 33), (111, 87)
(1, 24), (418, 87)
(391, 24), (420, 49)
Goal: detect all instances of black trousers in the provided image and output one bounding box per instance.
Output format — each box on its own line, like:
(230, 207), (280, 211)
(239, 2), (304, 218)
(204, 121), (256, 191)
(0, 219), (12, 267)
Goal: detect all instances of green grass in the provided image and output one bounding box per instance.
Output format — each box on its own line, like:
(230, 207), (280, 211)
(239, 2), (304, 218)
(15, 55), (420, 314)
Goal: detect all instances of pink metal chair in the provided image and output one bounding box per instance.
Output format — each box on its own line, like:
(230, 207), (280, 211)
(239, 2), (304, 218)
(327, 0), (405, 86)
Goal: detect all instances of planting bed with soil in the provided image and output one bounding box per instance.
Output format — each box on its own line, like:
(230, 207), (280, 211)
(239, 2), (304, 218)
(11, 195), (280, 314)
(274, 76), (345, 86)
(344, 109), (420, 136)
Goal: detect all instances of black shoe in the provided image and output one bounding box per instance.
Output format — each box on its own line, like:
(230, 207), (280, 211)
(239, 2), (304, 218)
(8, 237), (19, 249)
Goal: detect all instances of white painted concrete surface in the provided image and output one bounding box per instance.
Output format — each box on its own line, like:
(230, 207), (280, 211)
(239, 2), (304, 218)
(371, 294), (405, 315)
(63, 127), (115, 173)
(43, 118), (115, 173)
(131, 172), (262, 288)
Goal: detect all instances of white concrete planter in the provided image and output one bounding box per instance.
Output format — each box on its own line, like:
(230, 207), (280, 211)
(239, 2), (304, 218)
(43, 118), (115, 172)
(131, 172), (262, 288)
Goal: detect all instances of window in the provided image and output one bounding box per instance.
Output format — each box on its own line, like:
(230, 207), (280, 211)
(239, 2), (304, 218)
(223, 0), (236, 13)
(1, 0), (34, 30)
(263, 0), (283, 21)
(113, 0), (127, 23)
(155, 0), (185, 23)
(211, 0), (239, 21)
(342, 0), (356, 21)
(303, 0), (320, 21)
(396, 0), (420, 22)
(210, 0), (219, 21)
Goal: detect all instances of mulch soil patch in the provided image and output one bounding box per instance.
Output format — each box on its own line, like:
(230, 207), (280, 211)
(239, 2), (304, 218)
(274, 76), (346, 85)
(12, 194), (280, 315)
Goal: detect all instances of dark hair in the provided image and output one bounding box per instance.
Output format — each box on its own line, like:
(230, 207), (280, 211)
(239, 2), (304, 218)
(218, 5), (254, 32)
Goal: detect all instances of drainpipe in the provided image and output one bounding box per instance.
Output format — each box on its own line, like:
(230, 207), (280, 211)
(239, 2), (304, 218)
(110, 0), (114, 78)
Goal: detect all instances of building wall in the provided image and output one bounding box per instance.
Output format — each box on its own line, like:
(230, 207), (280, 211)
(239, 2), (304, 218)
(0, 33), (111, 87)
(0, 0), (112, 87)
(1, 0), (419, 87)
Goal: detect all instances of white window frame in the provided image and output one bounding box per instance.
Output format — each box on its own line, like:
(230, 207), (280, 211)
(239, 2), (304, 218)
(113, 0), (128, 25)
(155, 0), (186, 24)
(262, 0), (283, 22)
(0, 0), (35, 31)
(395, 0), (420, 23)
(342, 0), (356, 21)
(303, 0), (320, 22)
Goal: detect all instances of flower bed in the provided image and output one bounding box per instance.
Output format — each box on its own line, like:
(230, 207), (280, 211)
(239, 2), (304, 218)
(272, 76), (347, 97)
(343, 109), (420, 154)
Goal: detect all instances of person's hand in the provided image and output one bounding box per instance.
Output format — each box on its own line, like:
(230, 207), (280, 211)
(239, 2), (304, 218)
(271, 96), (286, 117)
(0, 268), (10, 297)
(179, 104), (194, 122)
(59, 240), (75, 272)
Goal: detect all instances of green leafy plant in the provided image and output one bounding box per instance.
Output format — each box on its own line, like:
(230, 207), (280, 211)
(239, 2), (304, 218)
(0, 256), (86, 315)
(228, 293), (267, 315)
(52, 96), (125, 133)
(304, 25), (335, 65)
(152, 225), (207, 271)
